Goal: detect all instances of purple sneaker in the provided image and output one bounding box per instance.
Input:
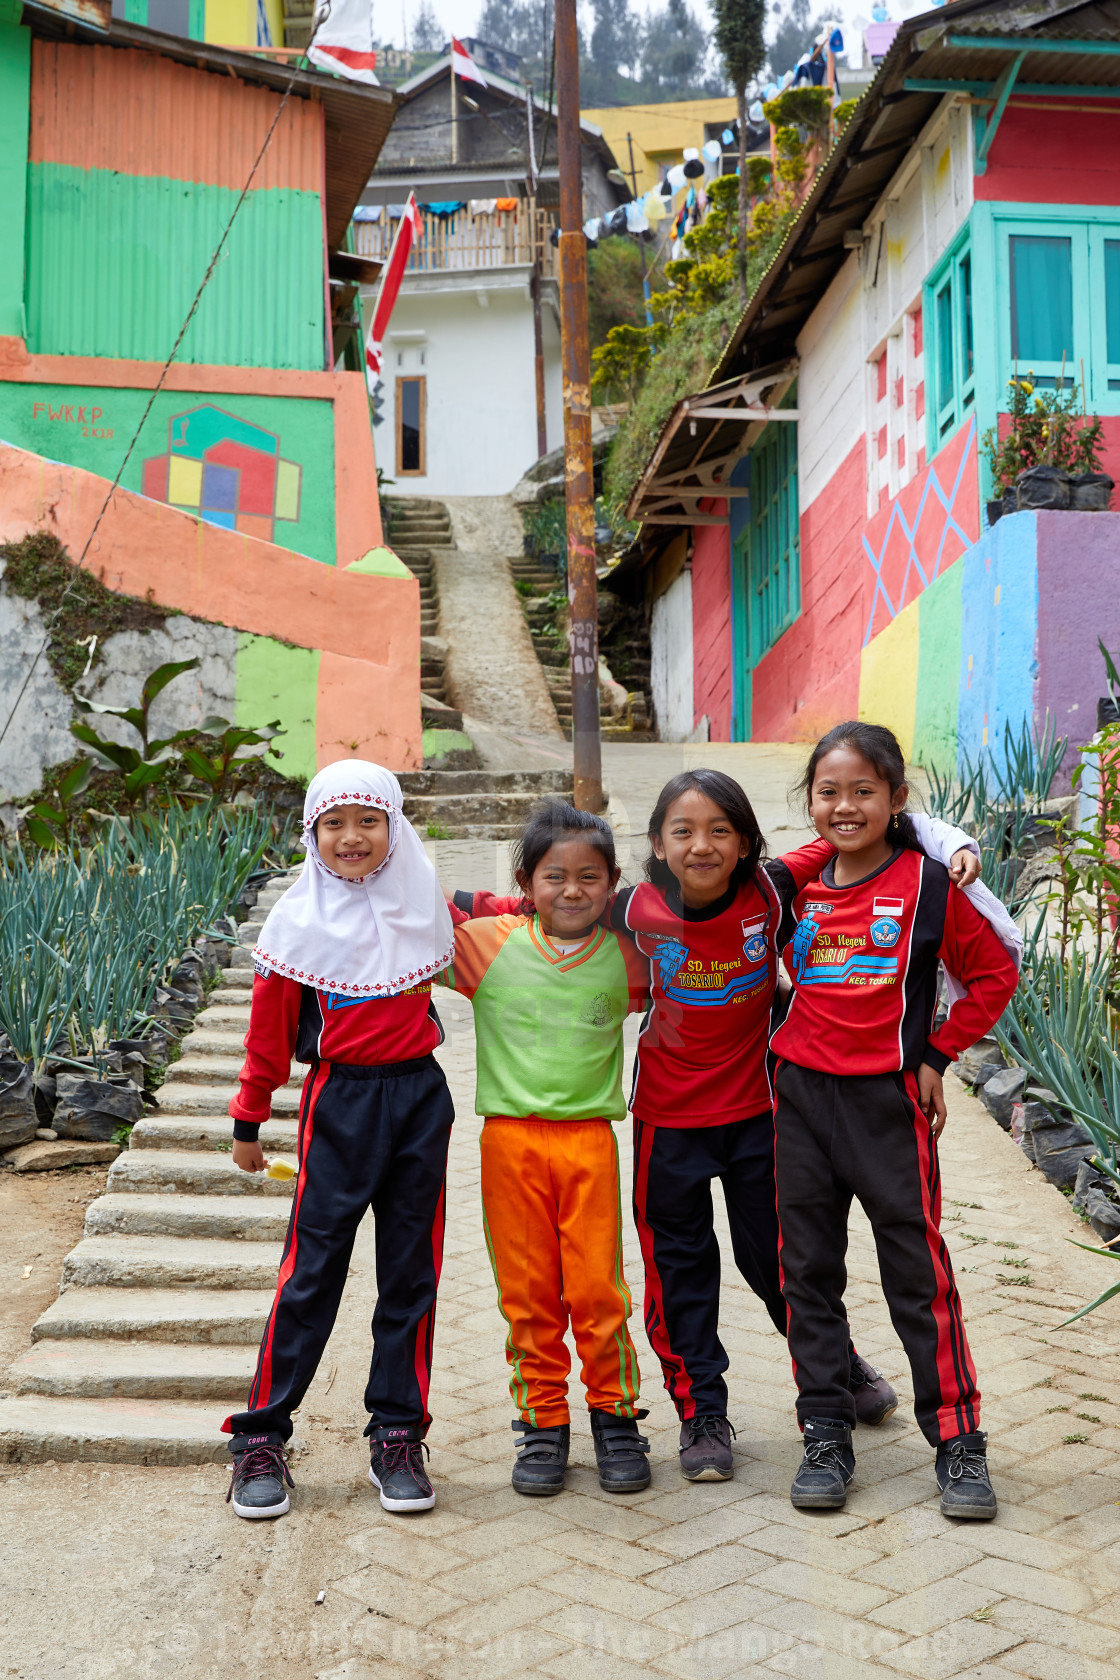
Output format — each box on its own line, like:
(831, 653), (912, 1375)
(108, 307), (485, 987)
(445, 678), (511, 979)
(368, 1423), (436, 1513)
(850, 1351), (898, 1426)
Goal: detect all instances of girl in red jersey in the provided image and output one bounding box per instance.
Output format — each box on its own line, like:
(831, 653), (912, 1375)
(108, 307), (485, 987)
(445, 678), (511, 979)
(221, 761), (456, 1523)
(770, 723), (1019, 1520)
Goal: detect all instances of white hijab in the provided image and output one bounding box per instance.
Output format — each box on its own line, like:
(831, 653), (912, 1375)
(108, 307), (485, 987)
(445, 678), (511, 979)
(253, 760), (454, 997)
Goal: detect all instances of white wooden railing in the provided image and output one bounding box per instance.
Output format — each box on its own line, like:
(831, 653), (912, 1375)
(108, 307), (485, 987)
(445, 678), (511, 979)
(353, 205), (558, 276)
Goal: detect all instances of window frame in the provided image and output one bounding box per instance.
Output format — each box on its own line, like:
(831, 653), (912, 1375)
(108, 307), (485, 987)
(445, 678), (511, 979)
(1089, 225), (1120, 398)
(395, 375), (426, 477)
(922, 226), (975, 460)
(998, 216), (1086, 393)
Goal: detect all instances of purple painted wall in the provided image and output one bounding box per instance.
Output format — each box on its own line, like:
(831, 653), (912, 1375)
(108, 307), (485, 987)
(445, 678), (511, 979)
(1036, 512), (1120, 779)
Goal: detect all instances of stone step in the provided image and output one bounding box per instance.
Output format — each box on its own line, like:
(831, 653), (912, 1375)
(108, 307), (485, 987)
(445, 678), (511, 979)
(210, 971), (254, 995)
(61, 1236), (282, 1292)
(31, 1287), (274, 1345)
(161, 1055), (299, 1089)
(129, 1115), (299, 1153)
(108, 1150), (295, 1197)
(85, 1193), (292, 1242)
(8, 1340), (257, 1401)
(176, 1027), (250, 1054)
(403, 793), (554, 825)
(237, 922), (263, 944)
(0, 1396), (236, 1464)
(398, 769), (571, 795)
(151, 1083), (299, 1117)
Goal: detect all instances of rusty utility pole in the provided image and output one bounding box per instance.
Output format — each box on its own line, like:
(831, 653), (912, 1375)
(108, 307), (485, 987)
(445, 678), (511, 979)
(555, 0), (602, 812)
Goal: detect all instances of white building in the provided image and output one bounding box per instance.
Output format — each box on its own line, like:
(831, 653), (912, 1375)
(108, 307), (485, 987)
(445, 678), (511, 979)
(354, 53), (625, 497)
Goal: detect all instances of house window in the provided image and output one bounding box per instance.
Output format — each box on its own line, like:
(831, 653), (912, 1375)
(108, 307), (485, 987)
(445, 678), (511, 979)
(992, 215), (1097, 395)
(924, 231), (974, 453)
(1009, 234), (1075, 384)
(396, 376), (426, 476)
(743, 421), (800, 667)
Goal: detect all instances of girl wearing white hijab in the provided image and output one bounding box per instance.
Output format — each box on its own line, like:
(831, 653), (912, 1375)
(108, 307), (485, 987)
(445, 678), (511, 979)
(221, 761), (456, 1523)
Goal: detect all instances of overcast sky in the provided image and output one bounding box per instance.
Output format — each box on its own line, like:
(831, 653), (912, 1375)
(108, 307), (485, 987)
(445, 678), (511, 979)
(389, 0), (938, 73)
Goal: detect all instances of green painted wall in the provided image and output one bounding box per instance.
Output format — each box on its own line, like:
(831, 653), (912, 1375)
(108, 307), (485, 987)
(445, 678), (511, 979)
(25, 165), (325, 370)
(236, 634), (319, 782)
(911, 558), (964, 771)
(0, 23), (29, 339)
(0, 382), (336, 564)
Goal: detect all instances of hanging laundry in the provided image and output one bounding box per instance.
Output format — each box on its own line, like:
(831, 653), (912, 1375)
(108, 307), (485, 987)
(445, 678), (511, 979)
(624, 200), (649, 234)
(352, 205), (383, 222)
(494, 197), (519, 212)
(387, 203), (409, 219)
(643, 190), (666, 225)
(469, 198), (498, 215)
(583, 217), (602, 242)
(422, 201), (467, 216)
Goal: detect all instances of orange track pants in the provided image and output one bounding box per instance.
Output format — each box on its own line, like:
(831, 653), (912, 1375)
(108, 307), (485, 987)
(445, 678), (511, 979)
(480, 1117), (642, 1427)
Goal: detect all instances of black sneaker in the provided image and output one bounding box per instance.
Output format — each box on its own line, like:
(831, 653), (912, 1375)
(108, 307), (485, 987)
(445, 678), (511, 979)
(511, 1420), (570, 1496)
(679, 1415), (736, 1481)
(849, 1350), (899, 1426)
(790, 1417), (855, 1510)
(226, 1431), (293, 1520)
(368, 1424), (435, 1513)
(589, 1409), (651, 1493)
(936, 1431), (997, 1520)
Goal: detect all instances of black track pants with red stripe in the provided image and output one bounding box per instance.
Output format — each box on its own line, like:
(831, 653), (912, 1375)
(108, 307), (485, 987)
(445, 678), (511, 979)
(774, 1061), (979, 1446)
(225, 1055), (454, 1443)
(632, 1113), (789, 1420)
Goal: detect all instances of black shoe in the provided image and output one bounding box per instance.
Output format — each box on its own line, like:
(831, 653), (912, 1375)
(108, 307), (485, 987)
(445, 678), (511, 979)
(790, 1418), (855, 1510)
(849, 1350), (899, 1426)
(679, 1415), (736, 1481)
(511, 1420), (570, 1496)
(589, 1409), (651, 1493)
(936, 1431), (997, 1520)
(226, 1431), (293, 1520)
(368, 1424), (435, 1513)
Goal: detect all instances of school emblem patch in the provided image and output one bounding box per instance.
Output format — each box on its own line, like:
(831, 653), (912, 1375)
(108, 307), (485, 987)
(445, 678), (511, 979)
(741, 916), (768, 965)
(869, 898), (905, 948)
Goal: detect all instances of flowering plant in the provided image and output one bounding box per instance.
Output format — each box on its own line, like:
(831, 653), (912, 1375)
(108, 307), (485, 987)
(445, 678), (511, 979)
(983, 375), (1105, 494)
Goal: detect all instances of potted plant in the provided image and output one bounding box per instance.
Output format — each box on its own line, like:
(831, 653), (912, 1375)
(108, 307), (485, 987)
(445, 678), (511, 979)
(983, 376), (1111, 522)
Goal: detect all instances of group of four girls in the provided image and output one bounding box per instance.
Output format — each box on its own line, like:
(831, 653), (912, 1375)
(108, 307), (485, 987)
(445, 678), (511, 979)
(221, 721), (1018, 1528)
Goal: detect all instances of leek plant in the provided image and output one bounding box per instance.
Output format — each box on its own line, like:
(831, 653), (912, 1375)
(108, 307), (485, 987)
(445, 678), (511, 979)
(0, 806), (273, 1071)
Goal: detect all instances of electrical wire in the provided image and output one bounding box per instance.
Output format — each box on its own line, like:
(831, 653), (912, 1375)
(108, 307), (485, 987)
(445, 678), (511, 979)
(0, 42), (323, 755)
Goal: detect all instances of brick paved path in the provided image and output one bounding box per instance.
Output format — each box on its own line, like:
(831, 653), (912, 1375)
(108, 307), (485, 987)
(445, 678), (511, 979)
(1, 744), (1119, 1679)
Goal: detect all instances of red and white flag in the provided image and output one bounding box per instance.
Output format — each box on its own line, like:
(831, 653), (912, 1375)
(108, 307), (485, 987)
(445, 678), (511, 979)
(307, 0), (379, 84)
(365, 194), (423, 390)
(450, 35), (488, 86)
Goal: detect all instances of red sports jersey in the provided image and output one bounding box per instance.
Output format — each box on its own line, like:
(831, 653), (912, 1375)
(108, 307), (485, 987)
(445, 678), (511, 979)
(229, 970), (443, 1135)
(770, 847), (1018, 1077)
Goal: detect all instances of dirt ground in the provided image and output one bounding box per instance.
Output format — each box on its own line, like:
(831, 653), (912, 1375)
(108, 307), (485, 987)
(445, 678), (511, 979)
(0, 1166), (110, 1378)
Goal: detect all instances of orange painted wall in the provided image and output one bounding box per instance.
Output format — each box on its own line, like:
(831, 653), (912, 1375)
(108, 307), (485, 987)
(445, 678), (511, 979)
(0, 440), (420, 770)
(29, 42), (323, 192)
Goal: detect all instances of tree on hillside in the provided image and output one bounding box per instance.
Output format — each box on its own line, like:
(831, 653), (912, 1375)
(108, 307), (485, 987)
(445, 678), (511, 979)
(640, 0), (723, 98)
(712, 0), (766, 299)
(474, 0), (554, 88)
(411, 0), (443, 52)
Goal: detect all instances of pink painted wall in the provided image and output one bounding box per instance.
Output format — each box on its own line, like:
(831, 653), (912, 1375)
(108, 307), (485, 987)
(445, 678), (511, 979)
(0, 441), (421, 770)
(750, 437), (866, 742)
(976, 103), (1120, 206)
(690, 510), (732, 739)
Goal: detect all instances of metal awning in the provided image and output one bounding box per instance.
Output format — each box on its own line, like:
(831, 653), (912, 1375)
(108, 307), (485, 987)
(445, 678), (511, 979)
(625, 363), (797, 526)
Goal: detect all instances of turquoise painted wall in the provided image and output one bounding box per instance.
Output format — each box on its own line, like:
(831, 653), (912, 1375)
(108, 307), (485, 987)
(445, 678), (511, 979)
(0, 22), (29, 339)
(957, 511), (1039, 773)
(0, 382), (336, 564)
(25, 165), (326, 370)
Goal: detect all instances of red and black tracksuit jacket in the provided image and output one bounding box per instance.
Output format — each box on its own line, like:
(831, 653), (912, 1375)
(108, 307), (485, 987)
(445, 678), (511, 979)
(222, 971), (454, 1443)
(769, 845), (1019, 1444)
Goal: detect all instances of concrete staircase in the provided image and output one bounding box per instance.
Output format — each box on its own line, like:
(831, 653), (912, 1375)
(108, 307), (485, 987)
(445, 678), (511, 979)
(0, 876), (302, 1465)
(398, 768), (574, 842)
(385, 497), (452, 705)
(509, 554), (654, 742)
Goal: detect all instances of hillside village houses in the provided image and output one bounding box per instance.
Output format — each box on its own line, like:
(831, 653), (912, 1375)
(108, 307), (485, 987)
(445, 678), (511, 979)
(618, 0), (1120, 780)
(353, 53), (626, 496)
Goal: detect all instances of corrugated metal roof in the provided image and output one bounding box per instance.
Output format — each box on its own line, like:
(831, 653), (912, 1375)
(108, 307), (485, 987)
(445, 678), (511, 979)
(30, 41), (323, 192)
(26, 163), (326, 367)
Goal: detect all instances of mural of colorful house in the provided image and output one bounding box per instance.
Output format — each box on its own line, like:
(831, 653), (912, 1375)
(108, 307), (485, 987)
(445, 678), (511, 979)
(620, 0), (1120, 782)
(0, 3), (424, 787)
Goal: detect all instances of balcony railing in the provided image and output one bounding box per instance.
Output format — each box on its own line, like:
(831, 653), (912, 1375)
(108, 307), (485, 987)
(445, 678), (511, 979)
(353, 206), (558, 277)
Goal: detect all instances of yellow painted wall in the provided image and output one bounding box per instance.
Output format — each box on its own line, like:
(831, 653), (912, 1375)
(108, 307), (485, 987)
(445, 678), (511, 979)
(581, 96), (739, 193)
(204, 0), (284, 47)
(858, 594), (920, 761)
